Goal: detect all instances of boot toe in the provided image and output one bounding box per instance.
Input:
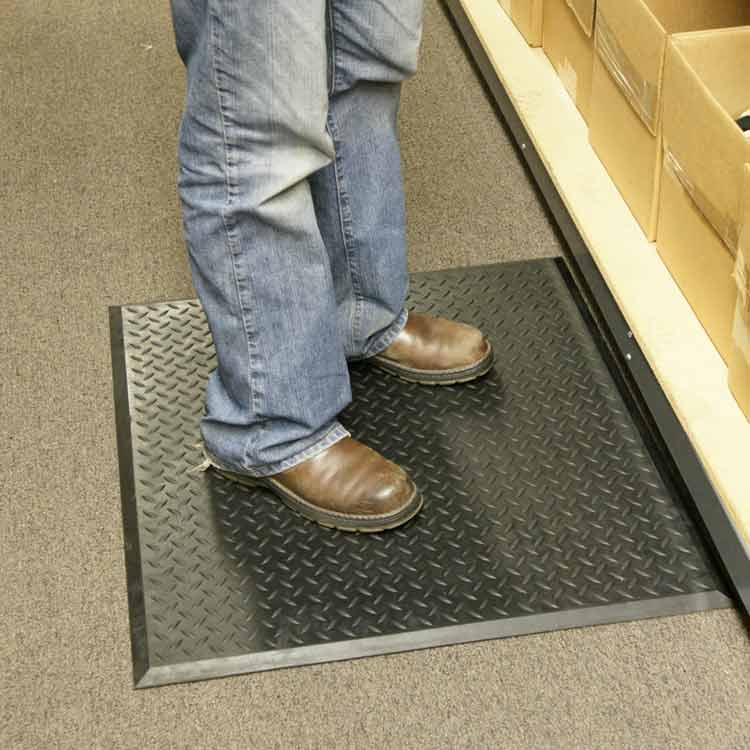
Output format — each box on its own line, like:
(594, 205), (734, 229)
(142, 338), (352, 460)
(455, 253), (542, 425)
(459, 325), (490, 366)
(368, 473), (417, 515)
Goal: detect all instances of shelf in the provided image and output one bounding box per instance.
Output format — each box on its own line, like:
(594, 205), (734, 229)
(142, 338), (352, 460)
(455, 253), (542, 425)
(455, 0), (750, 549)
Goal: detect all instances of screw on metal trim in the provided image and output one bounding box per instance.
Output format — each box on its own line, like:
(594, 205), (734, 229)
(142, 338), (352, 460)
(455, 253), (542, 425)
(625, 353), (632, 361)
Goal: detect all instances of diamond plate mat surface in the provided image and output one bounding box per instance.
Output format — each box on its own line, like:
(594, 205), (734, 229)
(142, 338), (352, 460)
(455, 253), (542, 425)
(113, 259), (727, 686)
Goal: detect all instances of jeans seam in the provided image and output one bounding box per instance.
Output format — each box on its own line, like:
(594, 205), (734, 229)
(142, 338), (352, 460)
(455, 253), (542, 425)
(208, 422), (351, 477)
(208, 3), (262, 461)
(259, 423), (350, 476)
(328, 116), (363, 345)
(327, 4), (364, 348)
(325, 0), (336, 97)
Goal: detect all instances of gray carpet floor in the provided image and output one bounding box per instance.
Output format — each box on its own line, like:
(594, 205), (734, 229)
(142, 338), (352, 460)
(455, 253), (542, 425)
(2, 1), (749, 748)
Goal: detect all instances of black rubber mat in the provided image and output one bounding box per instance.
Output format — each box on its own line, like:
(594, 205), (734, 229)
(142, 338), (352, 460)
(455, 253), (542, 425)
(110, 258), (730, 687)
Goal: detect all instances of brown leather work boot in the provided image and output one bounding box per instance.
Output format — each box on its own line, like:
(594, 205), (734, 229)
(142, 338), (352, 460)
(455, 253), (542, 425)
(371, 312), (493, 385)
(204, 437), (422, 533)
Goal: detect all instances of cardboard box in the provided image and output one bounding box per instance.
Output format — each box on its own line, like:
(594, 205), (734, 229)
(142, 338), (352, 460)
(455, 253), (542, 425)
(656, 28), (750, 364)
(729, 165), (750, 420)
(499, 0), (544, 47)
(588, 0), (750, 240)
(657, 162), (737, 363)
(543, 0), (596, 122)
(567, 0), (594, 35)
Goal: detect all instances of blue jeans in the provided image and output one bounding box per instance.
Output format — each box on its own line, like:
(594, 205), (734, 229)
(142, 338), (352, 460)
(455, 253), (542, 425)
(170, 0), (423, 475)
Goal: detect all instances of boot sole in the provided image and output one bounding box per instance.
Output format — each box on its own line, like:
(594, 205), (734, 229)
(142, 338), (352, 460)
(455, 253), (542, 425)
(371, 342), (494, 386)
(211, 466), (423, 533)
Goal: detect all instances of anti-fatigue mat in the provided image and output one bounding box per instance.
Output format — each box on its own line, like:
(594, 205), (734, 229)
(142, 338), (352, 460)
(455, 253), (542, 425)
(111, 259), (729, 687)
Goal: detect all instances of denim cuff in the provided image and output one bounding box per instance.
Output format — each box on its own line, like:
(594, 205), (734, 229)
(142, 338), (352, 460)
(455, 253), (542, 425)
(360, 308), (409, 359)
(203, 421), (351, 478)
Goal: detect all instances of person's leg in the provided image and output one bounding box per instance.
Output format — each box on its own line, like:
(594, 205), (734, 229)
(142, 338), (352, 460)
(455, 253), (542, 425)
(308, 0), (424, 360)
(309, 1), (494, 385)
(170, 0), (351, 475)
